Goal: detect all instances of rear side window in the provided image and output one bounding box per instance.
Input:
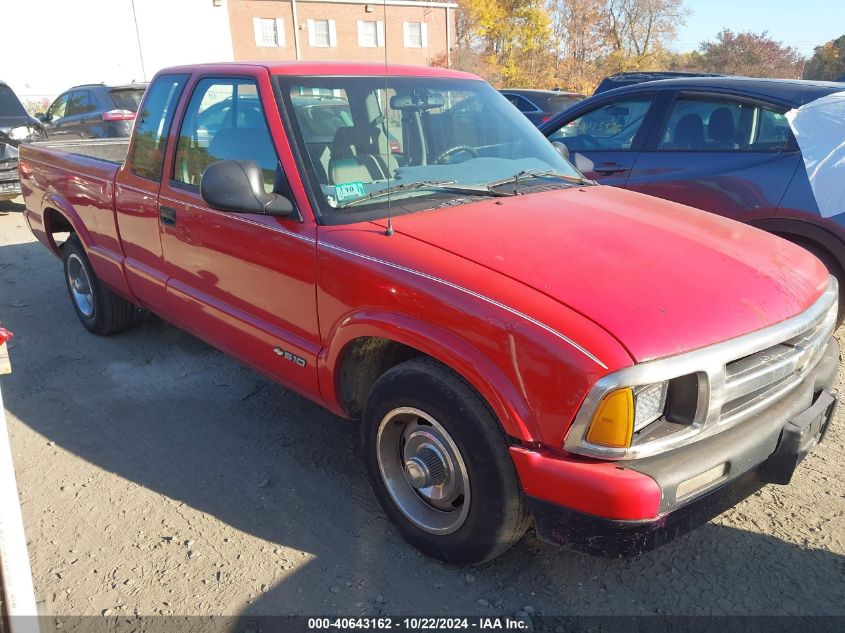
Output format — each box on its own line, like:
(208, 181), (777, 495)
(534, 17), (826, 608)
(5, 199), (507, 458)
(128, 75), (188, 181)
(658, 96), (794, 151)
(504, 94), (537, 113)
(172, 77), (278, 191)
(110, 88), (146, 112)
(66, 90), (98, 116)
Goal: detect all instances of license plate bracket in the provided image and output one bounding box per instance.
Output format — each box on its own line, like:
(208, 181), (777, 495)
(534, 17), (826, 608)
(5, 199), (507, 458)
(759, 390), (837, 485)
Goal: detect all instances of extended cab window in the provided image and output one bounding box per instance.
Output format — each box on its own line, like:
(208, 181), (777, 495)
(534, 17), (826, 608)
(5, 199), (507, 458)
(658, 96), (794, 151)
(173, 78), (279, 190)
(548, 97), (653, 150)
(127, 74), (188, 181)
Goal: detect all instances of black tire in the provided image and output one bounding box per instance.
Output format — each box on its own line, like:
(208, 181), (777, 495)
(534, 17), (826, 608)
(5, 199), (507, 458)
(791, 238), (845, 328)
(61, 234), (135, 335)
(361, 357), (531, 565)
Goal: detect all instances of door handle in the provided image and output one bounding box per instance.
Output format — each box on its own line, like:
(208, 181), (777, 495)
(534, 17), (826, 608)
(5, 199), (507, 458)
(594, 163), (628, 174)
(159, 205), (177, 226)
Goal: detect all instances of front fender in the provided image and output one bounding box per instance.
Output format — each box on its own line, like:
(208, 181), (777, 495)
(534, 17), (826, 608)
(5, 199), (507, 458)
(318, 309), (541, 442)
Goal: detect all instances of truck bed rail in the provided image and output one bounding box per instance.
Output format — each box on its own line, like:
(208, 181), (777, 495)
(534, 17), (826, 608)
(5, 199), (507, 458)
(31, 138), (129, 164)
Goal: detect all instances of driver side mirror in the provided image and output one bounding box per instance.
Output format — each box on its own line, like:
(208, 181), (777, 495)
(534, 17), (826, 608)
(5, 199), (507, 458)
(34, 112), (48, 122)
(200, 160), (295, 217)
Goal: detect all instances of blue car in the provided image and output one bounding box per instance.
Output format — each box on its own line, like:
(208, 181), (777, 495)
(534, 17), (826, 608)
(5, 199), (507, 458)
(540, 76), (845, 318)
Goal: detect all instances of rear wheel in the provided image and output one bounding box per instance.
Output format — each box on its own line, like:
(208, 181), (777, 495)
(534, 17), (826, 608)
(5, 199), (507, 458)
(62, 234), (135, 335)
(362, 357), (531, 565)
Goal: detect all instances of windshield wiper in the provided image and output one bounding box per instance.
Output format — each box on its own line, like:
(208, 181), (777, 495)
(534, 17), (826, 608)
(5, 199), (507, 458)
(337, 180), (514, 209)
(484, 169), (595, 189)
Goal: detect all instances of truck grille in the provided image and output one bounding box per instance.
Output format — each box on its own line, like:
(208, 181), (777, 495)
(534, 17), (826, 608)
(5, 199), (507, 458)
(720, 301), (836, 425)
(564, 277), (839, 460)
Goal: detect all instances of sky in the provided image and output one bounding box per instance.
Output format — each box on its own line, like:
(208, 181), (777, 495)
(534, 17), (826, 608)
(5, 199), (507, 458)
(674, 0), (845, 55)
(3, 0), (232, 100)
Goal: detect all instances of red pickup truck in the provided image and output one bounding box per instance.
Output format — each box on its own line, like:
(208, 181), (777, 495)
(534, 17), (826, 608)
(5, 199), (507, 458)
(20, 62), (839, 565)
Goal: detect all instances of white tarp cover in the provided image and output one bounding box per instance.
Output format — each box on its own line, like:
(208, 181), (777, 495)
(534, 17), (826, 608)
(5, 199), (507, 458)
(786, 90), (845, 219)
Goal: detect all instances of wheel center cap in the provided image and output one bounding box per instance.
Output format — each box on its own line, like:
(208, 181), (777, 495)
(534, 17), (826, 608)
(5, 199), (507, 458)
(404, 460), (427, 488)
(403, 446), (448, 490)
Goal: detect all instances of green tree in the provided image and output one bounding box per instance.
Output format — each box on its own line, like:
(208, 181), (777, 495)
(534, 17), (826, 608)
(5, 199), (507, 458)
(803, 36), (845, 80)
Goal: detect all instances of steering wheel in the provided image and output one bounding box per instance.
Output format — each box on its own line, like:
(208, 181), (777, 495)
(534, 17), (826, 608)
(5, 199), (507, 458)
(434, 145), (479, 164)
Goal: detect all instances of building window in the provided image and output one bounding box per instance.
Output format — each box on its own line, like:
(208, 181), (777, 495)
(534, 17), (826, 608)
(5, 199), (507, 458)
(358, 20), (384, 47)
(403, 22), (428, 48)
(308, 19), (336, 48)
(253, 17), (285, 47)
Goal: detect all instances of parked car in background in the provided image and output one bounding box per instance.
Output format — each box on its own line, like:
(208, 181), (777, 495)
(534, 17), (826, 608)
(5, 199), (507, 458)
(36, 82), (147, 139)
(0, 80), (46, 200)
(499, 89), (584, 125)
(593, 71), (726, 95)
(19, 62), (840, 564)
(541, 76), (845, 319)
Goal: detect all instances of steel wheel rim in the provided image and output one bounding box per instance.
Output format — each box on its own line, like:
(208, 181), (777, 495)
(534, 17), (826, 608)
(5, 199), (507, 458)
(67, 254), (94, 318)
(376, 406), (470, 534)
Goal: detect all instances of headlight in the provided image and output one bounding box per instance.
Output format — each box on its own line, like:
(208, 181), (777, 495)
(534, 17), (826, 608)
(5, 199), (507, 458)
(8, 125), (33, 141)
(584, 381), (668, 449)
(633, 382), (668, 432)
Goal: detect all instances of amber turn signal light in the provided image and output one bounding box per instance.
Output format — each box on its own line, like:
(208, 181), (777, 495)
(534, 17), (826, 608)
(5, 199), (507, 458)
(585, 388), (634, 448)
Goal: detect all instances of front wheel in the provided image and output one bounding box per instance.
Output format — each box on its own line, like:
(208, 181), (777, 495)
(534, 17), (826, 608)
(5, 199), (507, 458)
(362, 358), (531, 565)
(62, 234), (135, 335)
(791, 238), (845, 328)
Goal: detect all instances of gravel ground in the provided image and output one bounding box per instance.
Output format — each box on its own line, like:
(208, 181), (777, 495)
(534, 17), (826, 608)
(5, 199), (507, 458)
(0, 197), (843, 618)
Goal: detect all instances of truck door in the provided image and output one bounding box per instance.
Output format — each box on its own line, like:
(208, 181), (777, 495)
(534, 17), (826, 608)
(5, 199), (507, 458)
(157, 73), (321, 399)
(114, 74), (189, 315)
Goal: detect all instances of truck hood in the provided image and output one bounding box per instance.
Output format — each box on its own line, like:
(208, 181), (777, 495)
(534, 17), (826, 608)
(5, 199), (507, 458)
(383, 185), (829, 362)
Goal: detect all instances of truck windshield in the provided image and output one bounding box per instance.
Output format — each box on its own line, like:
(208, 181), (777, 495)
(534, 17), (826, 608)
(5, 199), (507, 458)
(276, 75), (584, 223)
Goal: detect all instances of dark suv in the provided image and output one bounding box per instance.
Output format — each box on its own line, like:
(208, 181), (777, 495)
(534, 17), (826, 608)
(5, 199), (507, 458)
(36, 83), (147, 139)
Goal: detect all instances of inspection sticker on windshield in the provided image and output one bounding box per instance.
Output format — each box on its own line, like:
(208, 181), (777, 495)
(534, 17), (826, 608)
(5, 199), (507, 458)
(335, 182), (366, 202)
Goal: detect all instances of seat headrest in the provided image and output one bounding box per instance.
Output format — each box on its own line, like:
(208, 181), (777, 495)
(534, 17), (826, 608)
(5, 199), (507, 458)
(708, 107), (736, 142)
(331, 126), (378, 159)
(674, 114), (705, 148)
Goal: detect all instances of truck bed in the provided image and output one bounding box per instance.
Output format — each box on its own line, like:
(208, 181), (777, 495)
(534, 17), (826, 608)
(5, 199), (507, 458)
(19, 138), (130, 298)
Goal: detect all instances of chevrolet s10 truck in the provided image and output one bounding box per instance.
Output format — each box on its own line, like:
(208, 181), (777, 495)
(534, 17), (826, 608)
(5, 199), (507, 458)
(19, 62), (840, 564)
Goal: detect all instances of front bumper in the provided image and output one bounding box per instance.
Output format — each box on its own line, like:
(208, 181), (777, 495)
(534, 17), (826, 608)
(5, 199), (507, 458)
(513, 336), (839, 557)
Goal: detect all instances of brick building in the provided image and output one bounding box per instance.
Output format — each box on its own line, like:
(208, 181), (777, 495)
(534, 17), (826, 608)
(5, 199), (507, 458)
(228, 0), (457, 66)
